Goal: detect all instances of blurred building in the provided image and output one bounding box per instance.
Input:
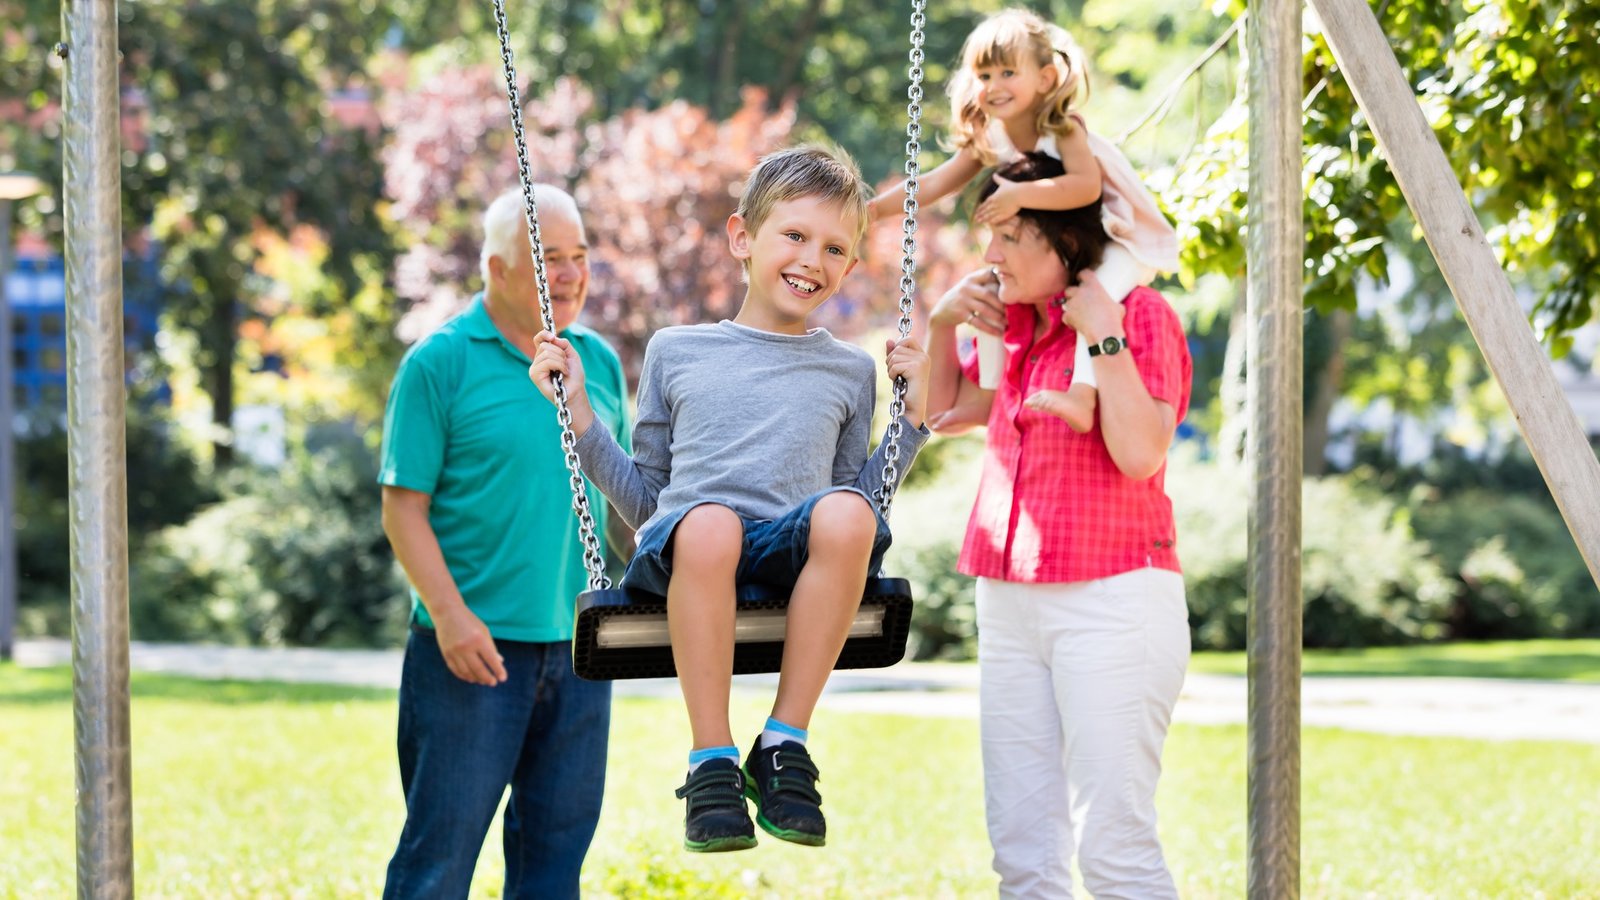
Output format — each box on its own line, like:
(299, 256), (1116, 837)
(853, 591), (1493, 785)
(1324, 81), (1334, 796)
(3, 247), (166, 412)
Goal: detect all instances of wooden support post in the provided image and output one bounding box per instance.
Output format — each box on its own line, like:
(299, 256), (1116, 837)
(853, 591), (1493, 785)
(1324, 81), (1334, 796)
(1310, 0), (1600, 591)
(1246, 2), (1303, 897)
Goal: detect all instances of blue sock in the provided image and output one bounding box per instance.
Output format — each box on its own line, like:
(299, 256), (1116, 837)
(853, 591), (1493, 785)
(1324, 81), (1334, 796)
(759, 716), (808, 750)
(687, 745), (740, 775)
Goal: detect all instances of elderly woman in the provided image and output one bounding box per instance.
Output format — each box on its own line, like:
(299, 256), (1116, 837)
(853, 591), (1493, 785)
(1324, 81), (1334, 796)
(925, 152), (1193, 899)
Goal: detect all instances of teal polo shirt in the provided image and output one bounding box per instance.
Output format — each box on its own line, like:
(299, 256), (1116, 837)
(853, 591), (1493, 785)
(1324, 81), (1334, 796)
(379, 295), (630, 642)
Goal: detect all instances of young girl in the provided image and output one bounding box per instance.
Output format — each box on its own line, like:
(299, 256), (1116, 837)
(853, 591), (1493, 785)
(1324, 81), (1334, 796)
(871, 8), (1178, 432)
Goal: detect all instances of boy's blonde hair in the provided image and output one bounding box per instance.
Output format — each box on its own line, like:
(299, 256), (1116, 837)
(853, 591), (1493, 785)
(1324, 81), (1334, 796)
(735, 143), (871, 256)
(947, 8), (1091, 167)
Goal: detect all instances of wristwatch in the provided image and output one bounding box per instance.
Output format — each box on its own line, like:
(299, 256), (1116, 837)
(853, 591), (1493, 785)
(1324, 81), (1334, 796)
(1086, 335), (1126, 358)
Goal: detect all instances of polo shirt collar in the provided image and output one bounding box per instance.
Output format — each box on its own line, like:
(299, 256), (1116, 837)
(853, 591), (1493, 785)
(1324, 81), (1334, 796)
(460, 293), (502, 341)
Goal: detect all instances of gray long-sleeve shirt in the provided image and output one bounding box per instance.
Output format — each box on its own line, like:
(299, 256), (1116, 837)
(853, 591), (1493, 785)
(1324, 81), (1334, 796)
(574, 320), (929, 535)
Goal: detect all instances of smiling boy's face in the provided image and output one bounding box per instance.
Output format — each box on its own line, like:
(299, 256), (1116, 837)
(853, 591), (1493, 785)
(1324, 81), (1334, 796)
(728, 194), (861, 334)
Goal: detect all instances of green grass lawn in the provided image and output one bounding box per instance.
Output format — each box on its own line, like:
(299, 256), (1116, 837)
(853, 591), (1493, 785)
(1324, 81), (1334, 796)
(4, 664), (1599, 898)
(1190, 638), (1600, 681)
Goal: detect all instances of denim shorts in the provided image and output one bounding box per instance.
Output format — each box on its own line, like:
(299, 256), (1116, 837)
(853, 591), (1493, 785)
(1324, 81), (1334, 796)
(621, 487), (893, 597)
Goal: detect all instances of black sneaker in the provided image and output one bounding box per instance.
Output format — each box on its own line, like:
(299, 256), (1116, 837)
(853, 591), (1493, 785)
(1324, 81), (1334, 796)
(673, 758), (758, 852)
(742, 739), (826, 846)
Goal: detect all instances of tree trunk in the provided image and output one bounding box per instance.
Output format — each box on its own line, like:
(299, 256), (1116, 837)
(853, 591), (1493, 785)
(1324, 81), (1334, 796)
(774, 0), (827, 107)
(1216, 277), (1249, 465)
(1303, 307), (1351, 476)
(711, 0), (745, 116)
(207, 297), (237, 467)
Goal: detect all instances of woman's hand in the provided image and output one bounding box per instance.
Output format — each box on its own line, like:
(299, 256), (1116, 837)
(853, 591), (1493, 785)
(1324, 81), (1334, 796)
(886, 335), (932, 429)
(528, 332), (596, 436)
(1058, 270), (1125, 344)
(930, 267), (1006, 335)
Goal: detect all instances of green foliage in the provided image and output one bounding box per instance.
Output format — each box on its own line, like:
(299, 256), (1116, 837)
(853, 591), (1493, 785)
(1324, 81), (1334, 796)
(1175, 457), (1453, 650)
(131, 433), (406, 647)
(13, 405), (216, 636)
(901, 543), (979, 661)
(1162, 1), (1600, 346)
(4, 1), (400, 462)
(1410, 487), (1600, 639)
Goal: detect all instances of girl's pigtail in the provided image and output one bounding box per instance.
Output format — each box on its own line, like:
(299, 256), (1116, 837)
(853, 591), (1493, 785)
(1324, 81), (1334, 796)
(1037, 25), (1091, 140)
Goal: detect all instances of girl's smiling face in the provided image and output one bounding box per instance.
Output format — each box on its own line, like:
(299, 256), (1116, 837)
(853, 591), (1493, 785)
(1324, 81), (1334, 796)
(972, 54), (1057, 123)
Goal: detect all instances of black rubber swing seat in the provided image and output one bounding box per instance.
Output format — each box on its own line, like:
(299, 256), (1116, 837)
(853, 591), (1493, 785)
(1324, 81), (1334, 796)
(572, 577), (915, 681)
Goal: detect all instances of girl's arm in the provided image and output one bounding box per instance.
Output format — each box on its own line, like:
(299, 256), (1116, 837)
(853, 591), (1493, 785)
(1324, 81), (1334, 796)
(974, 127), (1102, 224)
(869, 148), (984, 223)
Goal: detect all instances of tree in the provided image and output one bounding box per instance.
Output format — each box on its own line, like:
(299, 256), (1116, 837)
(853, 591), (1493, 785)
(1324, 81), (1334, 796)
(3, 1), (399, 464)
(1159, 0), (1600, 467)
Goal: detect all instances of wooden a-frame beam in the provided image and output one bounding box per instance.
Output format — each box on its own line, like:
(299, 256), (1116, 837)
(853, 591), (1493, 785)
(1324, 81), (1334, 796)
(1310, 0), (1600, 590)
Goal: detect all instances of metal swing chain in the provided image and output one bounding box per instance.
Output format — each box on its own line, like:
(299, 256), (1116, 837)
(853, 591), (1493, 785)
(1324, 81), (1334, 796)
(874, 0), (927, 520)
(491, 0), (611, 592)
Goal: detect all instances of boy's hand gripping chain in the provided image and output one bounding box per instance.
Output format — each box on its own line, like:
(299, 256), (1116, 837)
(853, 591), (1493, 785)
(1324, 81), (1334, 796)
(875, 0), (927, 520)
(492, 0), (610, 592)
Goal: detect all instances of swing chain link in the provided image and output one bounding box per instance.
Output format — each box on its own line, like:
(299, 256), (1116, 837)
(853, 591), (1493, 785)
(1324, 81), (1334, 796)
(492, 0), (611, 592)
(874, 0), (926, 520)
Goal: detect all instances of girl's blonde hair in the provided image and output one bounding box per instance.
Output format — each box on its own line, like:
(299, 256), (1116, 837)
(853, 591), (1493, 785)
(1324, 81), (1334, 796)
(947, 8), (1090, 167)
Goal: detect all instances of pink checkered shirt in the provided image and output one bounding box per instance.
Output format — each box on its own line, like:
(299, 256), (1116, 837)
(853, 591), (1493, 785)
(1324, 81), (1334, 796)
(958, 287), (1192, 584)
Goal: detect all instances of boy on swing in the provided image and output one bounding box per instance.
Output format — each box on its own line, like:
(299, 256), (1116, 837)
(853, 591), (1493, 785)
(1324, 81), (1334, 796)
(530, 144), (932, 852)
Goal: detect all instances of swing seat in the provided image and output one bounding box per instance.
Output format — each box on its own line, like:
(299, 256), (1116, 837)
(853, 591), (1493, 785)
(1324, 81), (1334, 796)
(572, 578), (915, 681)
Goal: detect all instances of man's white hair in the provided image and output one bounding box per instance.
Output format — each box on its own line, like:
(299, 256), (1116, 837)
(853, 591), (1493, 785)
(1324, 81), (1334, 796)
(480, 184), (584, 283)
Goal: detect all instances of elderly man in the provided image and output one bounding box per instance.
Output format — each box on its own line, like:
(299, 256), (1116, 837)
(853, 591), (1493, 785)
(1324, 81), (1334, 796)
(378, 185), (630, 899)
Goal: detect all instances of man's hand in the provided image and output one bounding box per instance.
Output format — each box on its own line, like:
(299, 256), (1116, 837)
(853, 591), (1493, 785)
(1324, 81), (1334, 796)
(431, 605), (508, 686)
(529, 331), (596, 436)
(886, 335), (933, 429)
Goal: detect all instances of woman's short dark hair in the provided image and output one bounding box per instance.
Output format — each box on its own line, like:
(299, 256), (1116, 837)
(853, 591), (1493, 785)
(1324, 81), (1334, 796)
(978, 152), (1109, 281)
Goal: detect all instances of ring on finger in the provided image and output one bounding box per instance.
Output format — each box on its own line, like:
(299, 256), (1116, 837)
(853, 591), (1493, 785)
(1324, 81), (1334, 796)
(967, 310), (978, 322)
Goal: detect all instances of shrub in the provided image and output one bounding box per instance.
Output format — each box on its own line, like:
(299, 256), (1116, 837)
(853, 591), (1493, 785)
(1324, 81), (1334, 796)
(1172, 456), (1453, 650)
(899, 543), (979, 661)
(15, 406), (215, 637)
(131, 433), (407, 647)
(1409, 488), (1600, 638)
(883, 436), (984, 661)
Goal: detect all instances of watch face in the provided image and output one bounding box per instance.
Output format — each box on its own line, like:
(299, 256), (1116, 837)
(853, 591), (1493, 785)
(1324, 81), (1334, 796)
(1100, 336), (1123, 355)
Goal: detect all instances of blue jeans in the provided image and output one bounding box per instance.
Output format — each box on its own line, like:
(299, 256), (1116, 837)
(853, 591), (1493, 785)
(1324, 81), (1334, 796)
(383, 630), (610, 900)
(623, 487), (893, 596)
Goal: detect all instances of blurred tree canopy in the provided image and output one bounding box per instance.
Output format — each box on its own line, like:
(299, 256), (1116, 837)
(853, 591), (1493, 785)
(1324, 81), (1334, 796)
(1162, 0), (1600, 351)
(3, 0), (399, 463)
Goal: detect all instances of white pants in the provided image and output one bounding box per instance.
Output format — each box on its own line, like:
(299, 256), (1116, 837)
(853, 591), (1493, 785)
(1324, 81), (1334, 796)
(976, 569), (1190, 900)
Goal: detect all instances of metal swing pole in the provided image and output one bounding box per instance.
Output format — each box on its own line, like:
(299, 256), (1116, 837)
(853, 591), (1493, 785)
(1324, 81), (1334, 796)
(1245, 1), (1303, 897)
(61, 0), (135, 896)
